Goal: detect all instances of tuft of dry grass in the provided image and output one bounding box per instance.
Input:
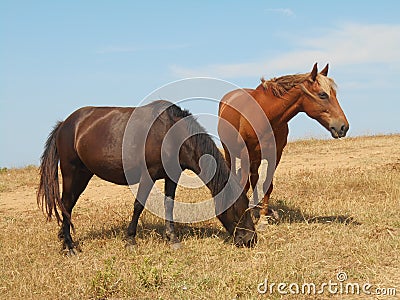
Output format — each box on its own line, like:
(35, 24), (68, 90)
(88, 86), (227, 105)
(0, 135), (399, 299)
(0, 165), (38, 192)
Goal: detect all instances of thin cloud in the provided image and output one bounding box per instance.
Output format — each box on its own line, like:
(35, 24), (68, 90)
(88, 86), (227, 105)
(97, 46), (140, 54)
(97, 43), (189, 54)
(170, 23), (400, 79)
(265, 8), (295, 17)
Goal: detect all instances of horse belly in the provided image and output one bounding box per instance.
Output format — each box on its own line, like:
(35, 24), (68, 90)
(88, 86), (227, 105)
(79, 137), (130, 185)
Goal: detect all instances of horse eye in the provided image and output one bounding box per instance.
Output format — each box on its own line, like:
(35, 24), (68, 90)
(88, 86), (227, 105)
(319, 92), (329, 99)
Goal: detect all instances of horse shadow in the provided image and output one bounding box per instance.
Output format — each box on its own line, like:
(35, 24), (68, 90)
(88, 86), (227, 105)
(78, 200), (360, 247)
(79, 219), (231, 246)
(267, 199), (362, 225)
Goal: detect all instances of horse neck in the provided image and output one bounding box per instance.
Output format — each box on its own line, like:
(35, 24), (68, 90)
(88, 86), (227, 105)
(194, 145), (243, 234)
(203, 150), (230, 197)
(259, 86), (303, 127)
(200, 149), (245, 220)
(186, 137), (231, 197)
(183, 134), (245, 235)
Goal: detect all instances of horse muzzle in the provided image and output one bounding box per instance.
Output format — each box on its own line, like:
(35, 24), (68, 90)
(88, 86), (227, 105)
(329, 121), (349, 139)
(234, 231), (257, 248)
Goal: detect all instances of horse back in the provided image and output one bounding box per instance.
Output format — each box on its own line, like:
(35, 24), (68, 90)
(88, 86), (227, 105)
(56, 102), (181, 185)
(57, 106), (135, 184)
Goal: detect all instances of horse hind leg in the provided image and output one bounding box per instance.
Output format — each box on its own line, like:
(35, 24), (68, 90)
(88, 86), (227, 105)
(260, 143), (285, 221)
(238, 147), (251, 193)
(222, 142), (233, 171)
(261, 178), (281, 217)
(260, 182), (273, 216)
(59, 162), (93, 255)
(260, 127), (287, 221)
(249, 160), (262, 221)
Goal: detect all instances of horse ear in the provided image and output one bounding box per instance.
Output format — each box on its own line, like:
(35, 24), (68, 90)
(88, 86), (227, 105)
(310, 63), (318, 81)
(320, 63), (329, 76)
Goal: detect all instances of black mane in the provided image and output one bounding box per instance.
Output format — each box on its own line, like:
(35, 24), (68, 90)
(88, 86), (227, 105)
(163, 101), (239, 199)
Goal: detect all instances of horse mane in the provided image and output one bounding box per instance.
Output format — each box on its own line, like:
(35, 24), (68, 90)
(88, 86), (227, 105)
(260, 73), (336, 98)
(260, 73), (310, 97)
(163, 102), (234, 197)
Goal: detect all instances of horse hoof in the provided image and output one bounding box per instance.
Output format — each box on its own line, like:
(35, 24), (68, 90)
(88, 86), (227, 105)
(170, 242), (182, 250)
(268, 209), (280, 221)
(64, 248), (77, 257)
(256, 221), (269, 232)
(125, 243), (136, 252)
(252, 210), (261, 224)
(125, 238), (137, 252)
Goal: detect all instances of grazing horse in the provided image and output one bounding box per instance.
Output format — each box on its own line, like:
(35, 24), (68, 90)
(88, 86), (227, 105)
(218, 63), (349, 219)
(38, 100), (256, 255)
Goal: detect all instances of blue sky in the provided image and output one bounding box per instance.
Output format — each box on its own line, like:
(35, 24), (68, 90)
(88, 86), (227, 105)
(1, 1), (399, 167)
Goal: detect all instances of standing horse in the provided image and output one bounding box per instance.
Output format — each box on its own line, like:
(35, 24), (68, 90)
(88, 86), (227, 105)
(218, 63), (349, 219)
(38, 100), (256, 255)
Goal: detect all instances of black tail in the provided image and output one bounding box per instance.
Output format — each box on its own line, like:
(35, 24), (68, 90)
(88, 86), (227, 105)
(37, 121), (64, 224)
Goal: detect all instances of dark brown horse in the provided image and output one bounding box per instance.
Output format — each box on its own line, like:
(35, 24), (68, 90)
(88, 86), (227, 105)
(218, 63), (349, 219)
(38, 100), (256, 255)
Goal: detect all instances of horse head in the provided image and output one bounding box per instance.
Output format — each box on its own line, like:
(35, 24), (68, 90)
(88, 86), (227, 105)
(216, 181), (257, 248)
(233, 192), (257, 247)
(299, 63), (349, 138)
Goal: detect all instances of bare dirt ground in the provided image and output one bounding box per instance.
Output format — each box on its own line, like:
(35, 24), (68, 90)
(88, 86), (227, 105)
(278, 134), (400, 173)
(1, 134), (398, 214)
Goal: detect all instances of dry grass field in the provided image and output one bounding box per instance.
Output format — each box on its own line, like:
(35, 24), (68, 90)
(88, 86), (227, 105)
(0, 135), (399, 299)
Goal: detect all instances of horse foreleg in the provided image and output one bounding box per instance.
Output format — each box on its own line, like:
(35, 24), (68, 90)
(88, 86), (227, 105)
(164, 177), (181, 249)
(127, 175), (154, 246)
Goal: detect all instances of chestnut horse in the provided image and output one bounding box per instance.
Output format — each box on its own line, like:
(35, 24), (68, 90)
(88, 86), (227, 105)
(218, 63), (349, 219)
(38, 100), (256, 255)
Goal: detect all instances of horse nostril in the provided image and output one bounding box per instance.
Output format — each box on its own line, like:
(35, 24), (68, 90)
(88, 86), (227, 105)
(339, 124), (349, 137)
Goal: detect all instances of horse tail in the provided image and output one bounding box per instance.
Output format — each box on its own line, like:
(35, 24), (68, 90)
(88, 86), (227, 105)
(37, 121), (64, 224)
